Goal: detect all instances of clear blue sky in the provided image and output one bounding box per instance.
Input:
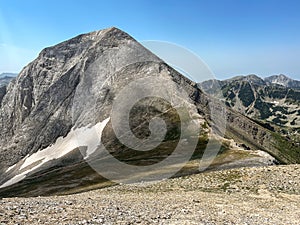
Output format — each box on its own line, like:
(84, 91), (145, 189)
(0, 0), (300, 80)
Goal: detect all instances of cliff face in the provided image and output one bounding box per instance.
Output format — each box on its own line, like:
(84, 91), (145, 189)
(0, 27), (299, 196)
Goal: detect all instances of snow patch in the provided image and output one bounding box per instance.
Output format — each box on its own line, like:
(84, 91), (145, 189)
(5, 164), (16, 173)
(20, 117), (110, 170)
(0, 174), (26, 189)
(0, 118), (110, 189)
(251, 150), (276, 161)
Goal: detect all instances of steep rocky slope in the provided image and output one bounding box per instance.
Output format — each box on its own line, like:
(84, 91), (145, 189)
(0, 28), (299, 197)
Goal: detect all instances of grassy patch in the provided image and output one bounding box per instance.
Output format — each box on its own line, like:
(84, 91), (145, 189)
(271, 132), (300, 163)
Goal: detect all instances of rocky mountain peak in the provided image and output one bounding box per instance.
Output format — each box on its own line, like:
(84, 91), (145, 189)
(226, 74), (266, 86)
(0, 28), (299, 196)
(0, 27), (161, 171)
(264, 74), (300, 89)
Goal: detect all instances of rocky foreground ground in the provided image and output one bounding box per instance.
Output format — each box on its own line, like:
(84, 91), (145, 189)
(0, 165), (300, 225)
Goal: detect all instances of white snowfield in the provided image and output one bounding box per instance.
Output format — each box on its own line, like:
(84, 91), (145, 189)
(0, 118), (110, 189)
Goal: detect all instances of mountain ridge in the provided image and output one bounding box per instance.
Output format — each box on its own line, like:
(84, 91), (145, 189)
(199, 74), (300, 147)
(265, 74), (300, 89)
(0, 27), (299, 197)
(0, 72), (17, 78)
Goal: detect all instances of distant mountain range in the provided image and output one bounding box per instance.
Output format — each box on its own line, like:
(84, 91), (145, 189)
(0, 73), (17, 105)
(0, 73), (17, 78)
(265, 74), (300, 89)
(199, 74), (300, 144)
(0, 73), (17, 87)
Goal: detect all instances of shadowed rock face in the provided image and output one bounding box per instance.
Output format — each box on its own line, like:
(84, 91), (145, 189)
(0, 27), (299, 196)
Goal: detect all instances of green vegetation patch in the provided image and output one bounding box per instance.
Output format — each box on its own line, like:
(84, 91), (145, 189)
(271, 132), (300, 163)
